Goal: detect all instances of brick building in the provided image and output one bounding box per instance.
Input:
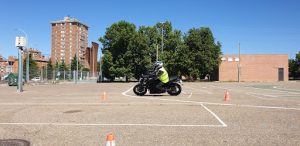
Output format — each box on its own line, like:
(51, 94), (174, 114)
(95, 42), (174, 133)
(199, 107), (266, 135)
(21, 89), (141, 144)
(219, 54), (288, 82)
(23, 48), (48, 69)
(0, 55), (18, 78)
(0, 49), (48, 80)
(50, 16), (89, 68)
(85, 42), (99, 76)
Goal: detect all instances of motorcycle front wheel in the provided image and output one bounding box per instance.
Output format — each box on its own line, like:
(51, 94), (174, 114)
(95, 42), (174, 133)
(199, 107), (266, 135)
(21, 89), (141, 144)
(167, 83), (182, 96)
(133, 84), (147, 96)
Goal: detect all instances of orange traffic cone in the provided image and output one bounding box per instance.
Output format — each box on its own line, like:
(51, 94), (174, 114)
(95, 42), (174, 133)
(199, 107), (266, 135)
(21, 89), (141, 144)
(101, 92), (107, 101)
(224, 90), (230, 101)
(106, 133), (115, 146)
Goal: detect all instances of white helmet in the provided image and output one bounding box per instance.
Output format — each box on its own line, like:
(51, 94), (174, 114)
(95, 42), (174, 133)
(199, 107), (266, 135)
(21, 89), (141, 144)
(154, 61), (163, 70)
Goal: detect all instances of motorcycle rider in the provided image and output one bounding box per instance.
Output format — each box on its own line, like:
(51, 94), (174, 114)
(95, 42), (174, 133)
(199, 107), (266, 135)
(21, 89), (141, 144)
(152, 61), (169, 91)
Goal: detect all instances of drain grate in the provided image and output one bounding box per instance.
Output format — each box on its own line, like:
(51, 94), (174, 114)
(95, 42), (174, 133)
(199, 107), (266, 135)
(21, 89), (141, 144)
(0, 139), (30, 146)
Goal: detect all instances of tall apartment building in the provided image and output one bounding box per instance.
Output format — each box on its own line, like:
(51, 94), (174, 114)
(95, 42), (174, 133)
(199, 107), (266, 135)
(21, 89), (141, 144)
(50, 16), (88, 68)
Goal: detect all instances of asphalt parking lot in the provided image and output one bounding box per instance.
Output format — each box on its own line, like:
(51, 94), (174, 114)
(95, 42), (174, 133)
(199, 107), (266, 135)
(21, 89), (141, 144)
(0, 81), (299, 146)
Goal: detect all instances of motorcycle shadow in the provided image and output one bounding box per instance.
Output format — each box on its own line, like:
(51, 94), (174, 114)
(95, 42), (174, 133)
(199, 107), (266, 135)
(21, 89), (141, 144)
(143, 94), (167, 97)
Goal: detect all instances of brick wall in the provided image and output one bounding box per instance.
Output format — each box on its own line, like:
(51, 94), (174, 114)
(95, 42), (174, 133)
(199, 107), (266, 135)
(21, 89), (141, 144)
(219, 54), (288, 82)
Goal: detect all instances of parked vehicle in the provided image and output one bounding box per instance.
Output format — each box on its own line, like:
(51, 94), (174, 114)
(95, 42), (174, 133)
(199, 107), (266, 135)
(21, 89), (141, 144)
(31, 77), (40, 81)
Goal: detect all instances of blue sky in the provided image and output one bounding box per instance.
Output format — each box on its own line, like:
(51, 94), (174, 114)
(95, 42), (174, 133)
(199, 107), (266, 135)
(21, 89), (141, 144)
(0, 0), (299, 59)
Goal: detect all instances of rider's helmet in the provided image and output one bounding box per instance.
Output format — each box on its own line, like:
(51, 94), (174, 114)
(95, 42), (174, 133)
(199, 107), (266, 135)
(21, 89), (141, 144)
(153, 61), (163, 71)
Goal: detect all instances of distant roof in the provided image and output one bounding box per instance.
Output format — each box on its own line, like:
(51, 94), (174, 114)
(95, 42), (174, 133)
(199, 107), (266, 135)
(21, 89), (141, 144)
(50, 16), (89, 28)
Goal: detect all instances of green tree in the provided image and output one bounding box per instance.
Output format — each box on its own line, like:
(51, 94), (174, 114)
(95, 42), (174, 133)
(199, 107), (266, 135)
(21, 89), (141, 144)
(101, 50), (113, 78)
(125, 32), (152, 79)
(184, 27), (222, 79)
(23, 54), (39, 79)
(70, 55), (81, 71)
(46, 58), (53, 80)
(98, 21), (222, 81)
(99, 21), (136, 79)
(59, 60), (68, 71)
(82, 68), (89, 72)
(289, 51), (300, 79)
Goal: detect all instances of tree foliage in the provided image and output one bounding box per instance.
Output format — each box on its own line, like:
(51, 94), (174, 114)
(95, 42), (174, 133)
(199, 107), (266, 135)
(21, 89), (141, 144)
(47, 58), (53, 79)
(99, 21), (222, 81)
(184, 27), (222, 79)
(289, 51), (300, 79)
(70, 55), (81, 71)
(23, 54), (39, 79)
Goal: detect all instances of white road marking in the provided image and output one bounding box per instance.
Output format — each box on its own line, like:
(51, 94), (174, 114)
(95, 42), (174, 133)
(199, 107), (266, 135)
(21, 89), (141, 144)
(246, 92), (300, 101)
(247, 92), (277, 98)
(201, 104), (227, 127)
(122, 86), (227, 127)
(240, 86), (300, 94)
(187, 92), (193, 98)
(246, 92), (274, 100)
(0, 102), (202, 106)
(0, 122), (225, 127)
(186, 86), (213, 94)
(210, 85), (230, 90)
(122, 87), (300, 111)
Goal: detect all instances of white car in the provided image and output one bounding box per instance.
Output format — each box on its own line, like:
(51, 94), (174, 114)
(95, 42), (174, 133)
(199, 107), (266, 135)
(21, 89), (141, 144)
(31, 77), (40, 81)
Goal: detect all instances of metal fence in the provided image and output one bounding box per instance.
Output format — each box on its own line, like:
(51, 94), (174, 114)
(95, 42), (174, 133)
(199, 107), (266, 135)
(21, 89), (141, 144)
(37, 70), (100, 82)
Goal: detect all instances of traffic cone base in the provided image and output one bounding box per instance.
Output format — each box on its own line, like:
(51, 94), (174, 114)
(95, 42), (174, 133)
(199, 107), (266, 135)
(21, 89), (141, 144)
(101, 92), (107, 101)
(224, 90), (230, 101)
(106, 133), (115, 146)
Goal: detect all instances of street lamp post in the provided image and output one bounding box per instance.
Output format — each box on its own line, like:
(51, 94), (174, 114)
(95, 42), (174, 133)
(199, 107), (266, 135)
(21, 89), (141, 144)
(15, 36), (26, 92)
(15, 29), (29, 83)
(161, 25), (163, 53)
(160, 22), (164, 54)
(75, 25), (79, 84)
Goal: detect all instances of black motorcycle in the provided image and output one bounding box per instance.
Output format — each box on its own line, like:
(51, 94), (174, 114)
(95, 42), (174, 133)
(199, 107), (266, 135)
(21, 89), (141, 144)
(133, 74), (182, 96)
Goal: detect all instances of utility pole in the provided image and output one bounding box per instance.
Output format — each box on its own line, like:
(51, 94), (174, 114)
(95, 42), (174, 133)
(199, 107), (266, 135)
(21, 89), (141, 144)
(75, 24), (79, 84)
(92, 44), (95, 77)
(161, 23), (164, 53)
(99, 53), (102, 82)
(156, 44), (159, 62)
(15, 29), (29, 83)
(15, 36), (26, 92)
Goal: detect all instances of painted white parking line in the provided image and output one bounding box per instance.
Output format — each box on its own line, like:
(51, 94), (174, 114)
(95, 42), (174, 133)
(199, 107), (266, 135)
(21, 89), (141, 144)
(187, 92), (193, 98)
(122, 87), (300, 111)
(246, 92), (274, 100)
(246, 92), (300, 101)
(0, 122), (225, 127)
(122, 86), (227, 127)
(246, 92), (278, 98)
(186, 86), (213, 94)
(240, 86), (300, 94)
(0, 102), (200, 106)
(201, 104), (227, 127)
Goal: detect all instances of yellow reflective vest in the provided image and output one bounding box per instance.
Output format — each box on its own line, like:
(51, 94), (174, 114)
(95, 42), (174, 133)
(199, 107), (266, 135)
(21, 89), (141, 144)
(158, 67), (169, 83)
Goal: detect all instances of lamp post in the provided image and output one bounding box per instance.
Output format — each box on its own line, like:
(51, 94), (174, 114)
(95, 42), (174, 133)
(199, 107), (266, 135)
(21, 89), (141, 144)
(75, 24), (79, 84)
(99, 53), (102, 82)
(15, 28), (29, 83)
(15, 36), (26, 92)
(159, 22), (165, 54)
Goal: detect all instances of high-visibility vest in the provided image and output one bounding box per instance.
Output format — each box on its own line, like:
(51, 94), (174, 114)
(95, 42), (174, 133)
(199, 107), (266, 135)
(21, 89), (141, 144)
(158, 67), (169, 83)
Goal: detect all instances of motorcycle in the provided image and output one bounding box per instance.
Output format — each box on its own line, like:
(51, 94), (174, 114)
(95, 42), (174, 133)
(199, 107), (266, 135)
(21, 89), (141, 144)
(133, 73), (182, 96)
